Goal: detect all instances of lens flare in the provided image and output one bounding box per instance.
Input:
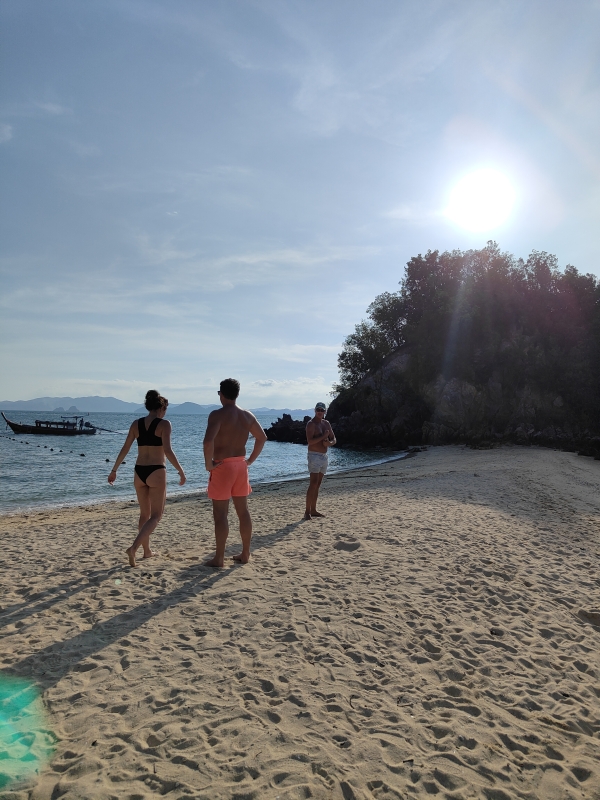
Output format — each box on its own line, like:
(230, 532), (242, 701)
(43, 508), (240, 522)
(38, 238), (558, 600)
(0, 676), (56, 790)
(445, 169), (515, 231)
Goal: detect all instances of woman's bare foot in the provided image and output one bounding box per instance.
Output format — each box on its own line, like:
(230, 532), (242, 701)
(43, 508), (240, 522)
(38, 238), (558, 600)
(232, 552), (250, 564)
(142, 550), (158, 559)
(126, 546), (137, 567)
(204, 556), (224, 568)
(311, 511), (325, 518)
(303, 511), (312, 520)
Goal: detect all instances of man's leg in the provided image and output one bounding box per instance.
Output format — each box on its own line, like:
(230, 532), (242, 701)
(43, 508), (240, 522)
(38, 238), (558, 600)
(311, 472), (325, 516)
(305, 472), (324, 519)
(205, 499), (230, 568)
(231, 495), (252, 563)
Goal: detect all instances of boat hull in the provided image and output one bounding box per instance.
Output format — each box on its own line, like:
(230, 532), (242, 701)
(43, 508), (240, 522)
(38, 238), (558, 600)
(1, 413), (96, 436)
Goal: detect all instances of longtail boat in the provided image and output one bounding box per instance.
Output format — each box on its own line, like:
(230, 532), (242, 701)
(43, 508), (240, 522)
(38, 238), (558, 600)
(1, 412), (97, 436)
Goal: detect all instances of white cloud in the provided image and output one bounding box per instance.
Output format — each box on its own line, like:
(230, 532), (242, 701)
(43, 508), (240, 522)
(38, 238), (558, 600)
(249, 376), (324, 389)
(134, 235), (379, 291)
(68, 140), (101, 158)
(0, 124), (12, 143)
(36, 102), (71, 115)
(244, 375), (333, 406)
(383, 204), (442, 224)
(263, 344), (340, 363)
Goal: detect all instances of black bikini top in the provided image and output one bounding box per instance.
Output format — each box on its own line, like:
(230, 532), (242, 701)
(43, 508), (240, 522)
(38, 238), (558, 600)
(137, 417), (163, 447)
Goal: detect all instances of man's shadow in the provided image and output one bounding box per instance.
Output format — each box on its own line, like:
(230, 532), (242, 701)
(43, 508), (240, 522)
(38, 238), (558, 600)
(2, 520), (305, 692)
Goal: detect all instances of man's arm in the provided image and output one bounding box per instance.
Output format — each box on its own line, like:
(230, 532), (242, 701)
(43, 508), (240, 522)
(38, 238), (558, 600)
(324, 421), (336, 447)
(203, 411), (222, 471)
(306, 421), (331, 446)
(247, 414), (267, 466)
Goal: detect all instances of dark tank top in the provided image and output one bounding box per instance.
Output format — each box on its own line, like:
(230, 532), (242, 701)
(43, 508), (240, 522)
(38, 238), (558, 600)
(137, 417), (163, 447)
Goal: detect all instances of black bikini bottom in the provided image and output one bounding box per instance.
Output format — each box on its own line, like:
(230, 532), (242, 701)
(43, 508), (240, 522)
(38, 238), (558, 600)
(135, 464), (166, 485)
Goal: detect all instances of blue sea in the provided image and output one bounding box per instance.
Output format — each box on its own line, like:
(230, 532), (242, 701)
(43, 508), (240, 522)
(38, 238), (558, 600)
(0, 411), (406, 514)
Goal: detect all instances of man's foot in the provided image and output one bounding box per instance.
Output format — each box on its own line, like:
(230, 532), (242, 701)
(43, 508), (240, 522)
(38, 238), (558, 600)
(142, 550), (158, 559)
(311, 511), (325, 518)
(232, 552), (250, 564)
(204, 556), (224, 568)
(126, 546), (137, 568)
(303, 511), (312, 521)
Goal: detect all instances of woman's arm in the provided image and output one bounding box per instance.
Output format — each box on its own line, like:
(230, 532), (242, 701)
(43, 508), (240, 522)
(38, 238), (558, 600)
(108, 422), (137, 484)
(160, 420), (186, 485)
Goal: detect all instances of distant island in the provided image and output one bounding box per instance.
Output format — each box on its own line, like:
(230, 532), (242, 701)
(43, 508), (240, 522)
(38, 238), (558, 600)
(0, 396), (140, 413)
(0, 395), (315, 418)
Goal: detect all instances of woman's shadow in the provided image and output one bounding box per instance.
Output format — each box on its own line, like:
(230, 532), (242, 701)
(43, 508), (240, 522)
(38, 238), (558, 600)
(2, 519), (306, 691)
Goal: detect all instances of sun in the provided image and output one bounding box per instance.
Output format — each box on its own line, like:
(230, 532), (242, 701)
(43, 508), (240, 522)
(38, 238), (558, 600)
(445, 169), (516, 232)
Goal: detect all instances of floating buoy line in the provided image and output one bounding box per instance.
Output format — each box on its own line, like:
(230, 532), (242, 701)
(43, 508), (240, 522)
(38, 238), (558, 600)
(0, 432), (123, 462)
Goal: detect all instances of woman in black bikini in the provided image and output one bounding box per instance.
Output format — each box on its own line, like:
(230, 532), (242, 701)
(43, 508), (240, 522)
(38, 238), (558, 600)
(108, 390), (186, 567)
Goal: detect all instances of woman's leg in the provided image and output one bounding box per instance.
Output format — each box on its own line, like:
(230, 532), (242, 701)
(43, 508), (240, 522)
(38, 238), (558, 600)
(135, 474), (151, 533)
(127, 470), (166, 566)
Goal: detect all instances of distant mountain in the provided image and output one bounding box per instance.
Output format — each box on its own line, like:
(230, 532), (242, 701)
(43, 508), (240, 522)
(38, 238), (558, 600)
(169, 402), (220, 415)
(251, 407), (314, 418)
(132, 402), (220, 415)
(1, 396), (318, 418)
(0, 396), (141, 412)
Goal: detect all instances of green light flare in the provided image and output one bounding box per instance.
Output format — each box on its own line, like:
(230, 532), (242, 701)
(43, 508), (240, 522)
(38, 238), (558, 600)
(0, 676), (57, 790)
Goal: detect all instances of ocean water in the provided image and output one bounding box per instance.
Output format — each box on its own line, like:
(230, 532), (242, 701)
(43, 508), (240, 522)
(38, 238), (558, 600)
(0, 411), (405, 514)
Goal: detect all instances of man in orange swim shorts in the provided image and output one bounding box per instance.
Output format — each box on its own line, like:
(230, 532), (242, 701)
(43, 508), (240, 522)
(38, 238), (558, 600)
(203, 378), (268, 567)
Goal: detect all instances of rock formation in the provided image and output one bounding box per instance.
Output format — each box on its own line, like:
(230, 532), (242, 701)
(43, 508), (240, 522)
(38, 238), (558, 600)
(265, 414), (311, 444)
(327, 345), (600, 456)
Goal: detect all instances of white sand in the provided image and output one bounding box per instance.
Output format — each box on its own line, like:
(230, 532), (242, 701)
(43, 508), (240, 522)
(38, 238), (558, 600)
(1, 445), (599, 799)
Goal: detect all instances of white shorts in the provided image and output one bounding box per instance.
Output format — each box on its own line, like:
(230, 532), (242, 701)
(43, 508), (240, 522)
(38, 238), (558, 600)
(307, 451), (328, 475)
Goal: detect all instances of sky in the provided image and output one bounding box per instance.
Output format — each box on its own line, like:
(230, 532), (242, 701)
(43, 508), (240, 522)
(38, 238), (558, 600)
(1, 0), (599, 407)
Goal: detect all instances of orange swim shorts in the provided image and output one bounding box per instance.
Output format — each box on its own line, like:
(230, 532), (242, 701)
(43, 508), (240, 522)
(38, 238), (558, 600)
(207, 456), (252, 500)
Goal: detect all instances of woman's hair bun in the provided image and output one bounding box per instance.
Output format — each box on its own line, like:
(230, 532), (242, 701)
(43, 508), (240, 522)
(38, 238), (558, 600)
(145, 390), (168, 411)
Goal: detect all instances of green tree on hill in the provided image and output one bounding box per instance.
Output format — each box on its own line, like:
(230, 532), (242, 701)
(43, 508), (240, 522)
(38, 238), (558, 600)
(335, 242), (600, 437)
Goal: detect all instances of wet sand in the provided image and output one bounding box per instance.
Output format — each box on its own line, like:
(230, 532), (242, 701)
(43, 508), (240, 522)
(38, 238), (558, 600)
(1, 445), (599, 799)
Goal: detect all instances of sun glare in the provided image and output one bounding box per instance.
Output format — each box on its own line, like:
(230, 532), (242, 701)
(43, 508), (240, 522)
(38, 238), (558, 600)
(445, 169), (516, 232)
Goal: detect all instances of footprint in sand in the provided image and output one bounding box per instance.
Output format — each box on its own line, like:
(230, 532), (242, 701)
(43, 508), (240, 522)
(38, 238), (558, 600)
(577, 608), (600, 626)
(334, 541), (361, 552)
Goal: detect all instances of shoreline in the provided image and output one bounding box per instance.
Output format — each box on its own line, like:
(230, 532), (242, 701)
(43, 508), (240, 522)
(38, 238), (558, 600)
(0, 449), (411, 519)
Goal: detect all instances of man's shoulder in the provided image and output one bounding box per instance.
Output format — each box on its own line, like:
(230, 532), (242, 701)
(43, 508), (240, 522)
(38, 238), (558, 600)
(221, 405), (255, 422)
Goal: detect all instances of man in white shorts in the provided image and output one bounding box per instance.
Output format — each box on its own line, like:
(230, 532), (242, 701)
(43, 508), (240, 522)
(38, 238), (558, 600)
(304, 402), (336, 520)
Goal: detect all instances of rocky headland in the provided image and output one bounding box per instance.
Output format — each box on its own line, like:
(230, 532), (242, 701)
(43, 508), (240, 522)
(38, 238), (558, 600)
(323, 244), (600, 459)
(325, 345), (600, 457)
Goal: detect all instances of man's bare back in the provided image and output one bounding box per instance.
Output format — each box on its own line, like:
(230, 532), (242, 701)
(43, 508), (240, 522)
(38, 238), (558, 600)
(204, 405), (265, 464)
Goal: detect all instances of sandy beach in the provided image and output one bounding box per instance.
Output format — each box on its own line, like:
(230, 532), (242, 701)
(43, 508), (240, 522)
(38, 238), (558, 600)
(1, 445), (599, 800)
